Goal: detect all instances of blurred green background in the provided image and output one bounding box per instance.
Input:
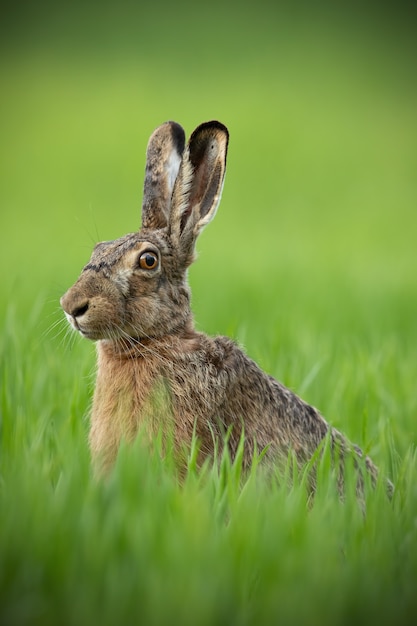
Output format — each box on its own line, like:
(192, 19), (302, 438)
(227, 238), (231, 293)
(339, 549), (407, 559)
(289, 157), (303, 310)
(1, 3), (417, 624)
(1, 0), (416, 432)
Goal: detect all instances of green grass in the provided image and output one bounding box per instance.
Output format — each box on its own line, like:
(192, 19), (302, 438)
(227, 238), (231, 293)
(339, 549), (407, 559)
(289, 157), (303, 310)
(1, 2), (417, 624)
(1, 307), (417, 626)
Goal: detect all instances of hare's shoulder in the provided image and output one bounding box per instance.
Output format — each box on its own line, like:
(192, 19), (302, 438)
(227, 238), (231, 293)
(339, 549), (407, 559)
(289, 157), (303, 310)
(167, 332), (251, 374)
(165, 332), (277, 396)
(172, 333), (329, 431)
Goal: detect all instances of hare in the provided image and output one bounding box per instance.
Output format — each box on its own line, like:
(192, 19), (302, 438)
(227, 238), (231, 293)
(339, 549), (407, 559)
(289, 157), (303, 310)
(61, 120), (392, 494)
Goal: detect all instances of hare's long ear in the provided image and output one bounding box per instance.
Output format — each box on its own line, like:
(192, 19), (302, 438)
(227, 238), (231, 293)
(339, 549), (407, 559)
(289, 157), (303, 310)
(168, 121), (229, 262)
(141, 121), (186, 229)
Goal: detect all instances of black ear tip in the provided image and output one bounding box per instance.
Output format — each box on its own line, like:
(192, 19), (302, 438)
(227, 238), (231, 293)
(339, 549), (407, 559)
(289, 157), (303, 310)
(190, 120), (229, 142)
(165, 121), (186, 155)
(202, 120), (229, 134)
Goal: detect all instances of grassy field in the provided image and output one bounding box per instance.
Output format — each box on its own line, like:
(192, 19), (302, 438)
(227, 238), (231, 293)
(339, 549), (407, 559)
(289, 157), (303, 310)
(1, 2), (417, 624)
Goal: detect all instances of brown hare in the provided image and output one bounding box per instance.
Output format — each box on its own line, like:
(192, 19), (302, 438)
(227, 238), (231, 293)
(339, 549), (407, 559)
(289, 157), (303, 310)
(61, 120), (392, 494)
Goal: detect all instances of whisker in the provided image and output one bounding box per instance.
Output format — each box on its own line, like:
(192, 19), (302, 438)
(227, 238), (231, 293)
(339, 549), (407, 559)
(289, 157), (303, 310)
(112, 323), (173, 368)
(43, 314), (67, 340)
(44, 316), (72, 352)
(48, 309), (85, 353)
(120, 329), (170, 365)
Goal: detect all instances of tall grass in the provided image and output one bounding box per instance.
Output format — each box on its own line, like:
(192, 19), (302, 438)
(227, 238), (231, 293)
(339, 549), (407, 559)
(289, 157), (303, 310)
(1, 304), (417, 625)
(1, 2), (417, 624)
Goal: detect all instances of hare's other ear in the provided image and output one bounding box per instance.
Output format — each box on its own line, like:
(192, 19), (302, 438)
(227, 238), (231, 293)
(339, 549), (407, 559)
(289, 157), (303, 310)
(168, 121), (229, 260)
(141, 121), (186, 229)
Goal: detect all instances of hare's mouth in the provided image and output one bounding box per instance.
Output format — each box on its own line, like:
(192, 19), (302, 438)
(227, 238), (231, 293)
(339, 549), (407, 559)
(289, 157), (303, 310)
(65, 313), (99, 341)
(76, 323), (111, 341)
(77, 322), (125, 342)
(73, 321), (95, 340)
(78, 327), (96, 339)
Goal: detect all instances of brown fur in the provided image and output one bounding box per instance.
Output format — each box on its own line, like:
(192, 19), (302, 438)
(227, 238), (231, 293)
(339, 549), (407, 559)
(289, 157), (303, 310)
(61, 120), (393, 495)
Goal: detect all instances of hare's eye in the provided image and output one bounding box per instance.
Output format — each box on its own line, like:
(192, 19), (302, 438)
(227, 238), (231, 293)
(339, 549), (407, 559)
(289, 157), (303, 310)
(138, 251), (158, 270)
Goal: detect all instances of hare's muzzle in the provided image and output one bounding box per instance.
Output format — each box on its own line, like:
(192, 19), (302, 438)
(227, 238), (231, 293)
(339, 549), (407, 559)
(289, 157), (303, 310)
(60, 292), (89, 319)
(60, 287), (92, 334)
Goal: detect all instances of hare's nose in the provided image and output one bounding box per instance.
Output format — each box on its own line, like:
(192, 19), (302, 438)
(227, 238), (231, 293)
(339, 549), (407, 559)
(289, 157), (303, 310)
(60, 293), (89, 319)
(71, 301), (89, 318)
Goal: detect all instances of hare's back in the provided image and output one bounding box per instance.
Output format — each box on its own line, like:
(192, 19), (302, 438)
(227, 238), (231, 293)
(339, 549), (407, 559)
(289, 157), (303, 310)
(166, 333), (329, 457)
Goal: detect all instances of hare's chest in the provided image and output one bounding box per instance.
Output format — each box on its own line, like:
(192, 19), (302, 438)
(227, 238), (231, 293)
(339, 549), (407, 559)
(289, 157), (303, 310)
(90, 356), (169, 466)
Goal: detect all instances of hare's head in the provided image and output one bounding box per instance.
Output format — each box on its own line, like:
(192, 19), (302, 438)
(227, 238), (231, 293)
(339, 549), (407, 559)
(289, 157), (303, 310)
(60, 121), (229, 343)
